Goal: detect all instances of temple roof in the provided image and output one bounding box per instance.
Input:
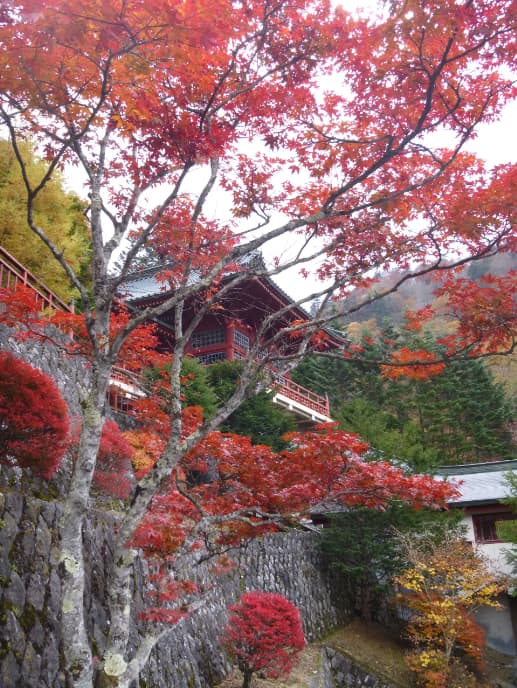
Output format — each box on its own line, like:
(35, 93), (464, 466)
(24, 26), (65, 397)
(120, 258), (347, 347)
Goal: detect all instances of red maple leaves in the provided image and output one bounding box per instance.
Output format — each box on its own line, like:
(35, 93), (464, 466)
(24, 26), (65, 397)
(222, 592), (305, 688)
(130, 423), (458, 558)
(0, 351), (70, 478)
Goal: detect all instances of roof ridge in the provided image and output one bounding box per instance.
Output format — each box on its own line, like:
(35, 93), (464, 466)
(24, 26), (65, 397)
(439, 458), (517, 476)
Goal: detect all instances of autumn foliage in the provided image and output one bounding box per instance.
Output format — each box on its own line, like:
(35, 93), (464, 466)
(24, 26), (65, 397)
(93, 420), (134, 499)
(1, 0), (516, 684)
(0, 350), (69, 478)
(222, 592), (305, 688)
(69, 419), (134, 499)
(394, 534), (504, 688)
(130, 423), (458, 559)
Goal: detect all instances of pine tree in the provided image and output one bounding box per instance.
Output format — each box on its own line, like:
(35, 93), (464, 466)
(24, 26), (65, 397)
(320, 505), (462, 621)
(293, 329), (515, 468)
(207, 360), (295, 450)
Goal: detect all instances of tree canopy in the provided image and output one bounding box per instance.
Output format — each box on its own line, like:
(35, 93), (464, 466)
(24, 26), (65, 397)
(0, 350), (70, 478)
(206, 360), (296, 450)
(293, 329), (515, 469)
(222, 592), (305, 688)
(0, 1), (515, 686)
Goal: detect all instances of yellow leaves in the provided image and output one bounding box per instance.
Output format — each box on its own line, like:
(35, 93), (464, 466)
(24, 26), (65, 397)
(394, 533), (506, 687)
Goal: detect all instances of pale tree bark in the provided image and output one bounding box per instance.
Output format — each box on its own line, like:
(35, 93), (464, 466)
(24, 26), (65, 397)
(60, 395), (104, 687)
(60, 351), (112, 687)
(94, 347), (270, 687)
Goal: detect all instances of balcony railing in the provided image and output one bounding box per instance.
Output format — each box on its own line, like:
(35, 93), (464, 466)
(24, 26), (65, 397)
(273, 375), (330, 418)
(109, 366), (331, 420)
(0, 246), (73, 314)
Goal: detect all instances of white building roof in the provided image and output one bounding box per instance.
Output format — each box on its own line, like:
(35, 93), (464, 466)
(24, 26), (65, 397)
(439, 460), (517, 506)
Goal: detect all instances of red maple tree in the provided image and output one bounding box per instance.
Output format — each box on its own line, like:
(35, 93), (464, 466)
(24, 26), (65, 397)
(0, 0), (514, 686)
(222, 592), (305, 688)
(0, 350), (70, 478)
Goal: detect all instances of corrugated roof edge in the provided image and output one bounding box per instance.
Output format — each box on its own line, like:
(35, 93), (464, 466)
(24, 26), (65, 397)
(438, 459), (517, 476)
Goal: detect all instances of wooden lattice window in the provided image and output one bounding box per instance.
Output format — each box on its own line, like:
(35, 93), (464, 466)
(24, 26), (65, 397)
(472, 511), (517, 543)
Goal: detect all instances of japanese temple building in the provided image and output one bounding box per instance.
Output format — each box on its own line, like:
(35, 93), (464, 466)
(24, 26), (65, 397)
(119, 262), (345, 425)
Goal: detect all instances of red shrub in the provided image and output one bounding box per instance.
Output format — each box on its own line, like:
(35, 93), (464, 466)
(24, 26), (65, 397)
(222, 592), (305, 688)
(0, 351), (70, 478)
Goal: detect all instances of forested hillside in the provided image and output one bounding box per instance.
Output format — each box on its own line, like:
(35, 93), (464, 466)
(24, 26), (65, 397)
(0, 139), (91, 301)
(296, 256), (517, 468)
(335, 253), (516, 332)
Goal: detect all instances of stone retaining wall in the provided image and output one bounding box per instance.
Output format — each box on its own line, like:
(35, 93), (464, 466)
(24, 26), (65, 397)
(0, 329), (352, 687)
(0, 325), (91, 418)
(0, 488), (348, 688)
(317, 647), (401, 688)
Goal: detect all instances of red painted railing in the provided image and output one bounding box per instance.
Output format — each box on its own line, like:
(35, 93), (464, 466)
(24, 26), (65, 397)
(0, 245), (73, 313)
(109, 366), (330, 419)
(110, 365), (144, 390)
(108, 366), (147, 415)
(274, 375), (330, 417)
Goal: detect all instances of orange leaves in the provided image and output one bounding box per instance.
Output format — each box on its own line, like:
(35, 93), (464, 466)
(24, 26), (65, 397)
(0, 285), (51, 333)
(382, 348), (446, 380)
(434, 272), (517, 356)
(279, 425), (458, 510)
(0, 286), (160, 369)
(130, 423), (458, 558)
(395, 534), (505, 687)
(404, 305), (436, 332)
(2, 0), (515, 312)
(111, 307), (160, 371)
(148, 199), (238, 285)
(125, 429), (164, 481)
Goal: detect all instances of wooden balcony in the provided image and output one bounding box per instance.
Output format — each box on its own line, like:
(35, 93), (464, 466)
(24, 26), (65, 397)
(0, 246), (332, 424)
(0, 246), (73, 314)
(108, 365), (331, 424)
(272, 375), (331, 424)
(108, 366), (147, 414)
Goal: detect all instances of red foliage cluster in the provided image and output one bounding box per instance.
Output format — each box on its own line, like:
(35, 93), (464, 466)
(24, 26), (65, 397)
(140, 567), (198, 624)
(222, 592), (305, 688)
(0, 287), (160, 373)
(0, 351), (70, 478)
(70, 418), (134, 499)
(131, 424), (459, 558)
(435, 272), (517, 356)
(93, 420), (134, 499)
(381, 348), (446, 380)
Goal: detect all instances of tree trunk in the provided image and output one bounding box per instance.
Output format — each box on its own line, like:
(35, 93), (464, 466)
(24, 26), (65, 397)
(60, 376), (108, 687)
(96, 547), (138, 688)
(242, 668), (254, 688)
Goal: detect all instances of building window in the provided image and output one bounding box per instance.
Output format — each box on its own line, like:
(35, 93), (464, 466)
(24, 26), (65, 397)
(107, 390), (134, 415)
(197, 351), (226, 365)
(233, 329), (250, 351)
(192, 328), (226, 349)
(472, 512), (517, 543)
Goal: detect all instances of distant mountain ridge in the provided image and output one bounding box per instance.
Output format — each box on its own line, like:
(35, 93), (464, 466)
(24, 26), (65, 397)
(336, 252), (516, 329)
